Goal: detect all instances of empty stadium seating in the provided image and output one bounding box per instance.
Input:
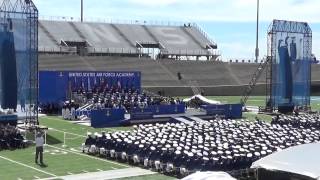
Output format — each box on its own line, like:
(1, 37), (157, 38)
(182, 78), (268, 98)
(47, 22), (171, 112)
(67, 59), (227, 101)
(39, 54), (320, 96)
(38, 20), (217, 56)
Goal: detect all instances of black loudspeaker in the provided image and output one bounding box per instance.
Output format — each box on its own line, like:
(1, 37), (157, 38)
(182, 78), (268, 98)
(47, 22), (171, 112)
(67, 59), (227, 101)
(0, 31), (17, 110)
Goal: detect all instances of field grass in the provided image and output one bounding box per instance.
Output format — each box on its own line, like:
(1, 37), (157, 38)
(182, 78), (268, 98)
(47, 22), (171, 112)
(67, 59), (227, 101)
(205, 96), (320, 111)
(0, 116), (173, 180)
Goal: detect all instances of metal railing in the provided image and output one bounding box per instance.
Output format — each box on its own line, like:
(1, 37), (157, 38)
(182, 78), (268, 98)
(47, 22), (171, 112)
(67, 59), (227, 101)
(86, 47), (140, 54)
(192, 23), (217, 47)
(38, 46), (77, 53)
(39, 15), (188, 27)
(38, 45), (222, 57)
(160, 49), (220, 56)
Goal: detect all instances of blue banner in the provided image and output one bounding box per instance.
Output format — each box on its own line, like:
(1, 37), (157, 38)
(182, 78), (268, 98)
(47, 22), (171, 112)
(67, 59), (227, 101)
(201, 104), (242, 119)
(39, 71), (141, 104)
(130, 103), (186, 118)
(150, 103), (186, 115)
(0, 114), (18, 125)
(90, 108), (125, 128)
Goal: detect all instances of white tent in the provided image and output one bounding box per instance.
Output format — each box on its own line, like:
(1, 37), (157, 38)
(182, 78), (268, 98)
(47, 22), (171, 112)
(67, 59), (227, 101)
(251, 143), (320, 180)
(182, 171), (236, 180)
(183, 94), (221, 105)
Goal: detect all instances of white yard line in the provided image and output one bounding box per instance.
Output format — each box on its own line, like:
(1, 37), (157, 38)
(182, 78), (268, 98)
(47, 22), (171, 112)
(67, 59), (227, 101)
(0, 155), (57, 177)
(44, 117), (122, 134)
(47, 145), (130, 168)
(39, 168), (157, 180)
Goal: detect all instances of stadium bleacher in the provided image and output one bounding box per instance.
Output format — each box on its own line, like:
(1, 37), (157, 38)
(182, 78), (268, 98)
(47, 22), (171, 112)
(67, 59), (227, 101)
(39, 54), (320, 96)
(37, 19), (320, 97)
(38, 20), (218, 57)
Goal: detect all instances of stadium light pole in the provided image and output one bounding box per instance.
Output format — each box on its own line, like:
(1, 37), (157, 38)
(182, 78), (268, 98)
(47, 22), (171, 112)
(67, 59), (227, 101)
(81, 0), (83, 22)
(255, 0), (259, 63)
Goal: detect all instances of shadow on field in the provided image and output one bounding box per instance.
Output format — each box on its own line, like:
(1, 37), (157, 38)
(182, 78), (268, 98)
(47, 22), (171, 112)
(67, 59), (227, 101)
(46, 134), (63, 145)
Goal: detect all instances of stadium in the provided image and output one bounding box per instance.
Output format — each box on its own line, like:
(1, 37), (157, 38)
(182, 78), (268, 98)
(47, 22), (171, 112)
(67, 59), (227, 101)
(1, 0), (320, 180)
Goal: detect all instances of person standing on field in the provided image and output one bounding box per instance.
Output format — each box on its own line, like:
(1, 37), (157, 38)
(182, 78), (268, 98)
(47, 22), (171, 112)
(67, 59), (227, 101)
(35, 131), (45, 165)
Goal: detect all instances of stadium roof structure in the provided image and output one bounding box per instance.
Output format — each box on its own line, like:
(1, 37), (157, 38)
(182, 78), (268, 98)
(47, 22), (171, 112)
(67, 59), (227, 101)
(38, 19), (219, 59)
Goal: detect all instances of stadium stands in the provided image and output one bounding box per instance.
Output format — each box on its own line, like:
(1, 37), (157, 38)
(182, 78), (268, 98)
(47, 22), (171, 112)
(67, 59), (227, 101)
(39, 55), (257, 86)
(37, 19), (320, 97)
(39, 54), (320, 96)
(38, 20), (218, 58)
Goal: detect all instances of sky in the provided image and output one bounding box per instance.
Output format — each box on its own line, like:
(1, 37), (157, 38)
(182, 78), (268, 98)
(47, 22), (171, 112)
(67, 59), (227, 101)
(32, 0), (320, 60)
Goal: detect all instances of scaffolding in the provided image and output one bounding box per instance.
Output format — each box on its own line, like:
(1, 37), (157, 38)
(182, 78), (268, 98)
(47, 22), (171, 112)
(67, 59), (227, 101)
(0, 0), (38, 125)
(266, 20), (312, 111)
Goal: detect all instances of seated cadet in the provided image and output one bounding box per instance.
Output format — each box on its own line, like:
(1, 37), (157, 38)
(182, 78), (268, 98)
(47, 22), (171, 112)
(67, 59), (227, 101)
(95, 134), (106, 155)
(140, 143), (151, 165)
(155, 147), (167, 171)
(180, 152), (193, 176)
(110, 139), (121, 159)
(159, 147), (171, 171)
(101, 131), (107, 139)
(114, 138), (125, 159)
(82, 132), (95, 153)
(125, 140), (135, 163)
(172, 150), (184, 172)
(201, 157), (210, 171)
(165, 148), (176, 173)
(208, 157), (219, 171)
(103, 136), (114, 157)
(13, 130), (24, 148)
(148, 146), (160, 168)
(133, 144), (144, 164)
(120, 139), (130, 161)
(191, 153), (203, 171)
(143, 146), (154, 168)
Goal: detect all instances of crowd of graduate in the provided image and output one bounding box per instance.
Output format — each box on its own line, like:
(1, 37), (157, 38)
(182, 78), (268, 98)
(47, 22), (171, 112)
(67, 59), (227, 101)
(39, 102), (61, 114)
(82, 114), (320, 176)
(72, 86), (182, 113)
(271, 113), (320, 129)
(0, 123), (27, 150)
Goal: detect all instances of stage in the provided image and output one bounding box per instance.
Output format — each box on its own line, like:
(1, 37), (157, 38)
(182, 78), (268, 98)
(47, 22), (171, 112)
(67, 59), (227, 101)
(71, 108), (213, 127)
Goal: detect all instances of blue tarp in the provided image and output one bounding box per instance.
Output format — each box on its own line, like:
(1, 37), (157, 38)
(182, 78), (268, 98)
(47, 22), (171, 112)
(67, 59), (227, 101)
(0, 31), (18, 109)
(130, 103), (186, 119)
(201, 104), (242, 119)
(90, 108), (125, 128)
(0, 114), (18, 125)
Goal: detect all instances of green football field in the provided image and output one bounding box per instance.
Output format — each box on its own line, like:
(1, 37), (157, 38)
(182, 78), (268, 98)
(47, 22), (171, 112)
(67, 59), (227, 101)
(0, 96), (320, 180)
(0, 116), (174, 180)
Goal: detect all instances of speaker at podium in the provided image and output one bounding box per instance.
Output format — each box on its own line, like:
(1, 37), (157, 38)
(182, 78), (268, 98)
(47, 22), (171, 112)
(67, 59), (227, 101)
(0, 31), (17, 110)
